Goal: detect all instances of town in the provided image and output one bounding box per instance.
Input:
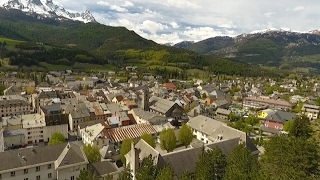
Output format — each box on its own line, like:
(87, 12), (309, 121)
(0, 68), (318, 180)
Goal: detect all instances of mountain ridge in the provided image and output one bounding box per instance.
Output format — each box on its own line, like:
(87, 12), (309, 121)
(0, 0), (95, 23)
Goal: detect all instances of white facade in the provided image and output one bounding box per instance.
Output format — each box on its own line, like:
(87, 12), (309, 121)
(80, 123), (107, 149)
(0, 127), (4, 152)
(46, 124), (68, 142)
(22, 114), (47, 144)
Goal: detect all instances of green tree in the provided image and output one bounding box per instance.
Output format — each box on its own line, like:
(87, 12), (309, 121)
(245, 114), (259, 127)
(224, 144), (259, 180)
(120, 138), (133, 164)
(283, 120), (294, 132)
(160, 128), (176, 153)
(136, 155), (158, 180)
(83, 144), (101, 163)
(156, 165), (174, 180)
(141, 133), (156, 148)
(118, 166), (132, 180)
(289, 115), (312, 139)
(259, 135), (320, 179)
(179, 171), (193, 180)
(48, 132), (66, 145)
(178, 123), (194, 148)
(195, 147), (227, 180)
(229, 112), (239, 121)
(78, 168), (99, 180)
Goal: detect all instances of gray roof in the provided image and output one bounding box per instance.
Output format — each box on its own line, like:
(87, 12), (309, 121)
(216, 108), (231, 115)
(41, 104), (61, 113)
(37, 90), (58, 99)
(90, 161), (119, 177)
(213, 99), (229, 107)
(206, 137), (241, 156)
(149, 96), (176, 114)
(0, 99), (29, 108)
(131, 108), (163, 121)
(65, 103), (90, 119)
(187, 115), (224, 135)
(4, 86), (21, 93)
(0, 142), (87, 172)
(3, 129), (24, 137)
(264, 110), (296, 124)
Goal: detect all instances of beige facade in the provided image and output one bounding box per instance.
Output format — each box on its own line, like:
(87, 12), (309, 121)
(80, 123), (108, 149)
(0, 95), (31, 117)
(46, 124), (68, 142)
(22, 114), (47, 144)
(0, 78), (35, 90)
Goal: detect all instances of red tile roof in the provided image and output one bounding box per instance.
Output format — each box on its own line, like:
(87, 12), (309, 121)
(163, 83), (177, 89)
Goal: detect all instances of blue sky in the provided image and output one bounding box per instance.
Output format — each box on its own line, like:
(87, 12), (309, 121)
(54, 0), (320, 44)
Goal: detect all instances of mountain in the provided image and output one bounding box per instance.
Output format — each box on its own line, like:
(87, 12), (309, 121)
(173, 41), (195, 48)
(177, 29), (320, 73)
(0, 0), (95, 23)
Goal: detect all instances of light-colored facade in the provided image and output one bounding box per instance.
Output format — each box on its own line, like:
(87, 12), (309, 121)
(0, 142), (89, 180)
(80, 123), (108, 149)
(3, 129), (25, 147)
(46, 124), (68, 142)
(0, 95), (31, 117)
(242, 96), (293, 110)
(0, 124), (4, 152)
(22, 114), (47, 144)
(0, 78), (35, 90)
(301, 104), (320, 120)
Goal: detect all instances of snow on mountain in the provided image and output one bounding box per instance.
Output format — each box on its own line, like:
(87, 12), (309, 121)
(0, 0), (96, 23)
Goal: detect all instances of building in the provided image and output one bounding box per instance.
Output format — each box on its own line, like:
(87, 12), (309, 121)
(129, 108), (167, 125)
(3, 129), (25, 148)
(0, 78), (35, 90)
(80, 123), (108, 149)
(89, 161), (121, 180)
(22, 114), (47, 144)
(0, 95), (31, 117)
(258, 109), (295, 132)
(0, 142), (88, 180)
(301, 104), (320, 120)
(45, 114), (69, 142)
(66, 103), (91, 132)
(3, 86), (21, 96)
(242, 96), (293, 110)
(215, 108), (231, 121)
(0, 122), (3, 152)
(32, 90), (58, 113)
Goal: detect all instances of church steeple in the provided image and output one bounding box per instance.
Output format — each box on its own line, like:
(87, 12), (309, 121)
(141, 88), (149, 111)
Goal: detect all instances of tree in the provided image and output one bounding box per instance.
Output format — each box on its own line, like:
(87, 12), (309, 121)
(224, 144), (259, 180)
(141, 133), (156, 148)
(245, 114), (259, 127)
(120, 138), (133, 164)
(118, 166), (132, 180)
(83, 144), (101, 163)
(156, 165), (174, 180)
(136, 155), (158, 180)
(229, 112), (239, 121)
(289, 115), (312, 139)
(48, 132), (66, 145)
(78, 168), (99, 180)
(259, 135), (320, 179)
(283, 120), (294, 132)
(179, 171), (193, 180)
(160, 128), (176, 153)
(178, 123), (194, 148)
(195, 147), (227, 180)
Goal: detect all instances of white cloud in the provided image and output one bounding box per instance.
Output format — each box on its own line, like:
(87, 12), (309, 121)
(164, 0), (200, 9)
(97, 1), (109, 6)
(110, 5), (128, 12)
(263, 12), (276, 18)
(170, 22), (180, 29)
(141, 20), (168, 35)
(182, 27), (223, 41)
(293, 6), (305, 11)
(123, 1), (134, 7)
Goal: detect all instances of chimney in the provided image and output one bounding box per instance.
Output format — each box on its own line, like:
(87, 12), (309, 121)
(131, 141), (139, 180)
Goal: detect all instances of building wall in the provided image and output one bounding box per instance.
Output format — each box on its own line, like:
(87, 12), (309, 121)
(0, 128), (4, 152)
(4, 134), (25, 147)
(263, 120), (284, 130)
(0, 163), (56, 180)
(0, 104), (31, 117)
(69, 114), (88, 132)
(57, 164), (86, 180)
(191, 129), (210, 144)
(46, 124), (68, 142)
(24, 126), (47, 144)
(301, 111), (319, 120)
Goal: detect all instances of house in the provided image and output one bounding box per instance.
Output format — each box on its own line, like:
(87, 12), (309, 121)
(129, 108), (167, 125)
(211, 99), (230, 109)
(22, 114), (46, 145)
(257, 109), (296, 131)
(80, 123), (108, 149)
(0, 78), (35, 90)
(242, 96), (293, 111)
(125, 136), (258, 179)
(0, 95), (31, 117)
(3, 86), (21, 96)
(301, 104), (320, 120)
(89, 161), (121, 180)
(163, 83), (177, 92)
(216, 108), (231, 121)
(0, 142), (88, 180)
(32, 90), (58, 113)
(40, 104), (62, 116)
(3, 129), (25, 149)
(66, 103), (91, 132)
(149, 96), (187, 123)
(45, 114), (69, 142)
(104, 123), (157, 144)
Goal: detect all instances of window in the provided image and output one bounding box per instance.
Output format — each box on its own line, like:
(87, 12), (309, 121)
(36, 166), (40, 171)
(71, 176), (75, 180)
(48, 173), (52, 178)
(48, 164), (52, 169)
(11, 171), (15, 177)
(24, 178), (28, 180)
(36, 175), (40, 180)
(24, 168), (28, 174)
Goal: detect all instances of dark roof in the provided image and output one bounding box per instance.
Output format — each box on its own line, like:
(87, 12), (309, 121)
(0, 142), (86, 172)
(159, 147), (202, 177)
(90, 161), (119, 176)
(37, 90), (58, 99)
(41, 104), (61, 114)
(206, 137), (241, 156)
(0, 99), (29, 108)
(78, 119), (105, 129)
(5, 86), (21, 93)
(45, 114), (69, 126)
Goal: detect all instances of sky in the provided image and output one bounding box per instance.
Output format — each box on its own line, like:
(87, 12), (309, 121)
(54, 0), (320, 44)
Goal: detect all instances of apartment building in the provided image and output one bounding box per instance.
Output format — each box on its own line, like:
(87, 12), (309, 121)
(242, 96), (293, 110)
(22, 114), (47, 144)
(0, 142), (88, 180)
(0, 95), (31, 117)
(32, 90), (58, 113)
(0, 78), (35, 90)
(301, 104), (320, 120)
